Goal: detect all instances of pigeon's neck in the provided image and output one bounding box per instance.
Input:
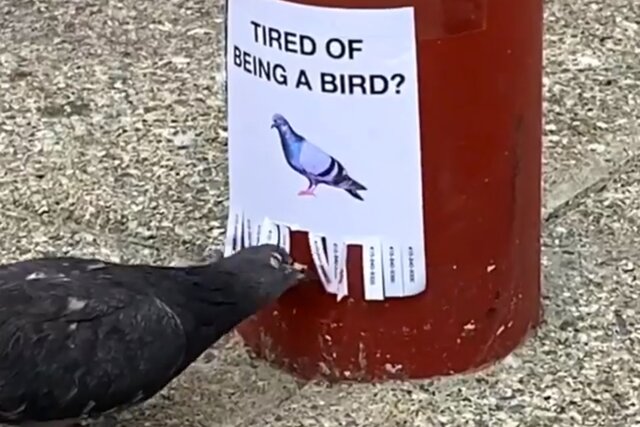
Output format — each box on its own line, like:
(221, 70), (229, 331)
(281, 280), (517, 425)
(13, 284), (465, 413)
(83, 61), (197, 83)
(277, 125), (301, 144)
(153, 265), (262, 362)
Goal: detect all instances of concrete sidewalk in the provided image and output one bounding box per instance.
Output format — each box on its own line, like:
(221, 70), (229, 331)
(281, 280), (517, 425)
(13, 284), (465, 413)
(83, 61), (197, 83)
(0, 0), (639, 425)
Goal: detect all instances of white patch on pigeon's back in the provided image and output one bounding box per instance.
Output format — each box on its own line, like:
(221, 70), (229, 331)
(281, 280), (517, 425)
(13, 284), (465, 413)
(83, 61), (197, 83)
(25, 272), (47, 280)
(0, 402), (26, 420)
(86, 262), (107, 271)
(81, 401), (96, 416)
(66, 297), (87, 311)
(130, 390), (145, 405)
(26, 272), (70, 282)
(269, 251), (283, 268)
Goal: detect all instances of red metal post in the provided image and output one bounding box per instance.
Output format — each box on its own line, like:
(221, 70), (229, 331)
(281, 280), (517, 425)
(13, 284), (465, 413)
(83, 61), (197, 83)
(236, 0), (543, 381)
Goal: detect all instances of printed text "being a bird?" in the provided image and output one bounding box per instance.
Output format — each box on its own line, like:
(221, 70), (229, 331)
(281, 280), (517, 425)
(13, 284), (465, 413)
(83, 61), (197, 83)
(231, 21), (407, 96)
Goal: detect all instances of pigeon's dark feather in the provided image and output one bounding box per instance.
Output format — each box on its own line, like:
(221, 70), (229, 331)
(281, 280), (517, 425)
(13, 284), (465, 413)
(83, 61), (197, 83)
(0, 258), (190, 424)
(0, 252), (290, 426)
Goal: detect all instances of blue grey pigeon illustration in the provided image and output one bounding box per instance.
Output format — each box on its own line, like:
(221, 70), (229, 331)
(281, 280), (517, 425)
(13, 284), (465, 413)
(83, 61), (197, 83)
(271, 113), (367, 201)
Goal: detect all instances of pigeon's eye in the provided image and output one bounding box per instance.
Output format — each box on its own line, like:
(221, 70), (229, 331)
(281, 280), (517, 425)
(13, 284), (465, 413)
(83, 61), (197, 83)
(269, 252), (283, 268)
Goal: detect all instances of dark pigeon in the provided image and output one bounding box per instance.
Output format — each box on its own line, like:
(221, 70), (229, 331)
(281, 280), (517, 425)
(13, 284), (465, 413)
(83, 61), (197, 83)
(0, 244), (306, 427)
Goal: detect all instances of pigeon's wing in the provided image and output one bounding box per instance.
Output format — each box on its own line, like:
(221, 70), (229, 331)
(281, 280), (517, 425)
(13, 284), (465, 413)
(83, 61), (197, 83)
(298, 140), (345, 180)
(0, 258), (187, 424)
(299, 140), (360, 187)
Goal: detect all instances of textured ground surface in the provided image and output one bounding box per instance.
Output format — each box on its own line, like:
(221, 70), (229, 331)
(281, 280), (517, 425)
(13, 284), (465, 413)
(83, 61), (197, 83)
(1, 0), (639, 426)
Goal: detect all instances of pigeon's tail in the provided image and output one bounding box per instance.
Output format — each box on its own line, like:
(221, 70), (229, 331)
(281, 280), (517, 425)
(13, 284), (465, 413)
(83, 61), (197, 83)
(345, 188), (365, 201)
(348, 178), (366, 191)
(342, 176), (367, 201)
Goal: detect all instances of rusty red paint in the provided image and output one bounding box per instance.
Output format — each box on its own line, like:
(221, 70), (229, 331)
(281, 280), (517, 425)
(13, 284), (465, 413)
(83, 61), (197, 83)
(236, 0), (543, 381)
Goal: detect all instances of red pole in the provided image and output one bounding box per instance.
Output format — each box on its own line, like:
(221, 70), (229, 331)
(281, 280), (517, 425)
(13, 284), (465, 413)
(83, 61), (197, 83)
(235, 0), (543, 381)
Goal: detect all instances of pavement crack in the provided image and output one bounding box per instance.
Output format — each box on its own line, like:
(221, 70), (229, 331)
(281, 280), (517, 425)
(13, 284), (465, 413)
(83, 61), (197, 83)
(544, 149), (640, 224)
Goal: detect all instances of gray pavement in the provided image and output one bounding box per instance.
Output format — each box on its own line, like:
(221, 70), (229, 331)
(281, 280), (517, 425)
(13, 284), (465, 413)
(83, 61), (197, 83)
(0, 0), (639, 426)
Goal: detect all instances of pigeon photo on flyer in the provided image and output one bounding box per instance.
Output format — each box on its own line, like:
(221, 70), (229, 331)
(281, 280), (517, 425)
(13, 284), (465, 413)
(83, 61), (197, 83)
(271, 113), (367, 201)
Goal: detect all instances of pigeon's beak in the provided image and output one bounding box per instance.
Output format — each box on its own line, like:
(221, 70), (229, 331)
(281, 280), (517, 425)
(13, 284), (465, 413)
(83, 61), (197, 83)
(270, 122), (276, 129)
(289, 261), (307, 281)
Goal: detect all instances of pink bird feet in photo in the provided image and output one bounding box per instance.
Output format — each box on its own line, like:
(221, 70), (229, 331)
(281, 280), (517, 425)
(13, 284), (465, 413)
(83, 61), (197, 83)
(297, 188), (317, 197)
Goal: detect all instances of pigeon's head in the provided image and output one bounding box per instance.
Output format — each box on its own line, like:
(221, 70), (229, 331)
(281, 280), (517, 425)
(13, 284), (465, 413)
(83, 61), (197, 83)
(271, 113), (289, 130)
(216, 244), (307, 305)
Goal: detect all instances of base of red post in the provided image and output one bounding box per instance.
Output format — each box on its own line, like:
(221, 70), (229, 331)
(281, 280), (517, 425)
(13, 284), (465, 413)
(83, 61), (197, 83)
(237, 233), (541, 382)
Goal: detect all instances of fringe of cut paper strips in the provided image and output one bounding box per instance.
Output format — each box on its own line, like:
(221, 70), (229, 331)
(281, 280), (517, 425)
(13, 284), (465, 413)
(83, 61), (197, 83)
(223, 206), (425, 302)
